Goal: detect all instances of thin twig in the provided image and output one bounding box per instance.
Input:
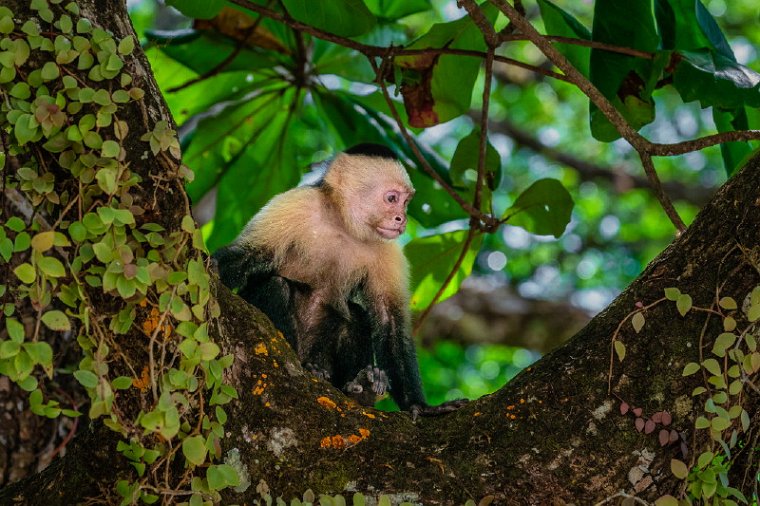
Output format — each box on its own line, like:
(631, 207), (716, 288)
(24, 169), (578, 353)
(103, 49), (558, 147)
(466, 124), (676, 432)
(501, 33), (655, 60)
(371, 55), (496, 227)
(229, 0), (568, 82)
(460, 0), (499, 47)
(167, 1), (274, 93)
(488, 0), (687, 231)
(474, 48), (495, 222)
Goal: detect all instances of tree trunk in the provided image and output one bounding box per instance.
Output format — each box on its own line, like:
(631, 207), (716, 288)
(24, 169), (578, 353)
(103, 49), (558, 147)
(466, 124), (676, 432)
(1, 1), (758, 505)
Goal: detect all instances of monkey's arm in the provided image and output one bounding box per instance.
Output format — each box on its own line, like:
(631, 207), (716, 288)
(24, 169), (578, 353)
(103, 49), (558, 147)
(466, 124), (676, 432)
(355, 286), (468, 417)
(212, 243), (274, 291)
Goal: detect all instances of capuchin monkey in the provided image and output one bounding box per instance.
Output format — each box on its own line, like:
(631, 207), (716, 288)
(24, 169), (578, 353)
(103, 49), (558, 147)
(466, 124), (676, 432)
(214, 144), (465, 417)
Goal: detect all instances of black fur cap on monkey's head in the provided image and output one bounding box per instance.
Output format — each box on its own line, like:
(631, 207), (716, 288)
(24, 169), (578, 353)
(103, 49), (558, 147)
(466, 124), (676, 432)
(344, 143), (399, 160)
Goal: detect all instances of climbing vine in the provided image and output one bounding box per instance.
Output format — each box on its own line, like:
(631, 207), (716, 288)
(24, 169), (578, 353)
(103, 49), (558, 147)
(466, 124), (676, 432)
(0, 1), (235, 503)
(609, 267), (760, 504)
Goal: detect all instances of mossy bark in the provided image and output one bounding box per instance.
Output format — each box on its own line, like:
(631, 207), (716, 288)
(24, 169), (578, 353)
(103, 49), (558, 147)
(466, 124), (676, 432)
(1, 0), (759, 504)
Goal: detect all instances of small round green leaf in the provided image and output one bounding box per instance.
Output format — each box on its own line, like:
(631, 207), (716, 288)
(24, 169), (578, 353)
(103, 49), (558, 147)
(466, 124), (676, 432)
(702, 358), (722, 376)
(112, 376), (133, 390)
(182, 435), (208, 466)
(670, 459), (689, 479)
(631, 312), (645, 333)
(38, 256), (66, 278)
(41, 309), (71, 331)
(676, 293), (692, 316)
(74, 369), (98, 388)
(14, 263), (36, 284)
(614, 340), (626, 362)
(31, 231), (55, 252)
(40, 61), (60, 81)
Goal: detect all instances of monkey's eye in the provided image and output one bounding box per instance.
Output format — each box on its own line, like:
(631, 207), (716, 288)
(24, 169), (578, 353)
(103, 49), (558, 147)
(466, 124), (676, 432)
(385, 192), (399, 204)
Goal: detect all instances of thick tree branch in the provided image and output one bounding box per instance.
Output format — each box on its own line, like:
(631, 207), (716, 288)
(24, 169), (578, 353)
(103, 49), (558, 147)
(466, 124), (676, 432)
(482, 115), (716, 205)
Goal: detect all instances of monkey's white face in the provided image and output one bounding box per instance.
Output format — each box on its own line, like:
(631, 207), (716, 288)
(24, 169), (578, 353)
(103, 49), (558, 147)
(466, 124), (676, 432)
(371, 186), (414, 240)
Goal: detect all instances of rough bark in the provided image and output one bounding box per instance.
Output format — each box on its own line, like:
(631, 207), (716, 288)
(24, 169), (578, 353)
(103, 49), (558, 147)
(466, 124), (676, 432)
(2, 1), (759, 505)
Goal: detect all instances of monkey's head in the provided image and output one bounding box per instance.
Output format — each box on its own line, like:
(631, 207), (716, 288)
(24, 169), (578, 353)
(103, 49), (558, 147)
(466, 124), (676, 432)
(322, 144), (415, 243)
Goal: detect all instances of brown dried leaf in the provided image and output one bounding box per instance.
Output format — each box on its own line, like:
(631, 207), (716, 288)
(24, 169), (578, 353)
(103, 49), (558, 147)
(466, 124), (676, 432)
(669, 429), (679, 444)
(620, 401), (629, 415)
(635, 417), (645, 432)
(658, 429), (669, 446)
(652, 411), (663, 424)
(662, 411), (672, 426)
(644, 419), (656, 434)
(478, 496), (495, 506)
(632, 407), (643, 417)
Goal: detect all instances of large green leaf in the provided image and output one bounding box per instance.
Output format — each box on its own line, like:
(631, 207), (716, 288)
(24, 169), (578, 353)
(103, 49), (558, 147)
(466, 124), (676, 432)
(145, 47), (258, 126)
(281, 0), (376, 37)
(146, 29), (282, 76)
(364, 0), (430, 20)
(394, 4), (497, 127)
(182, 85), (286, 205)
(165, 0), (224, 19)
(673, 50), (760, 109)
(537, 0), (591, 77)
(655, 0), (701, 50)
(589, 0), (660, 141)
(406, 230), (483, 311)
(207, 92), (303, 250)
(312, 38), (375, 83)
(449, 129), (500, 212)
(504, 178), (573, 238)
(450, 128), (501, 191)
(654, 0), (756, 175)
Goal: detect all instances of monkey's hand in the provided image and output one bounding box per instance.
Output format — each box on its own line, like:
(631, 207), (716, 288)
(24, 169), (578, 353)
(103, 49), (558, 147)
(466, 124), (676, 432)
(343, 366), (389, 406)
(409, 399), (469, 421)
(304, 363), (331, 381)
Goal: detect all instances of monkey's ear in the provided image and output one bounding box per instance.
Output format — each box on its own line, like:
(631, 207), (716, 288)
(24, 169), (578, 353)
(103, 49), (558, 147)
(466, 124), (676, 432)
(344, 143), (398, 160)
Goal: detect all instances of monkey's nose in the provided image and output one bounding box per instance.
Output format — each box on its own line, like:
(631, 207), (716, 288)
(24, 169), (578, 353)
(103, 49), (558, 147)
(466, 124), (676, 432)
(394, 215), (405, 223)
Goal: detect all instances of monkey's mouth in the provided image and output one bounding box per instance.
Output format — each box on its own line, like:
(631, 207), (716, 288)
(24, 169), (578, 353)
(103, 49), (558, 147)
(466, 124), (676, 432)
(375, 226), (404, 239)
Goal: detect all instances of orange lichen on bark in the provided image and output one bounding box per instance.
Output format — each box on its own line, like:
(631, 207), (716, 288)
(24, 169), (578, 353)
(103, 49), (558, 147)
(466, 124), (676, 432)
(254, 342), (268, 356)
(319, 428), (370, 449)
(252, 376), (268, 396)
(317, 396), (337, 410)
(361, 411), (376, 419)
(140, 305), (172, 338)
(132, 366), (150, 392)
(331, 435), (345, 448)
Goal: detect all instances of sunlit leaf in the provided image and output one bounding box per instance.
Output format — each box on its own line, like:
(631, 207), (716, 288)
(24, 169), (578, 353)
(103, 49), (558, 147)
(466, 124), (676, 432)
(407, 230), (483, 311)
(505, 178), (573, 238)
(165, 0), (224, 20)
(537, 0), (591, 77)
(281, 0), (376, 37)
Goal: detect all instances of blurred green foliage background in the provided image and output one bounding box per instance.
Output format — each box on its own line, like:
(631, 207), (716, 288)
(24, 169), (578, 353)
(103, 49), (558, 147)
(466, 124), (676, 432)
(127, 0), (760, 407)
